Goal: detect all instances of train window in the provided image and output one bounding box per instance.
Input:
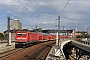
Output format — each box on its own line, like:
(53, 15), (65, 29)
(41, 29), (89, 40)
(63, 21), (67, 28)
(28, 34), (29, 36)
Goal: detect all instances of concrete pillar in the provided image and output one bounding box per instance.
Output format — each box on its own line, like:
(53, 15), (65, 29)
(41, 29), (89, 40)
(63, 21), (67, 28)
(9, 33), (11, 46)
(56, 32), (58, 46)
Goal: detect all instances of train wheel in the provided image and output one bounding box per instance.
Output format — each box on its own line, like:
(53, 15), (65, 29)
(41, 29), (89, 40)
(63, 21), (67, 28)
(23, 45), (26, 48)
(15, 43), (19, 48)
(25, 44), (28, 48)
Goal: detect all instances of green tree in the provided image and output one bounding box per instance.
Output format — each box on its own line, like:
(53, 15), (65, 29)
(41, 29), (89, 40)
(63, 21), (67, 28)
(76, 35), (82, 38)
(81, 34), (90, 38)
(4, 34), (8, 40)
(0, 33), (4, 41)
(47, 30), (50, 34)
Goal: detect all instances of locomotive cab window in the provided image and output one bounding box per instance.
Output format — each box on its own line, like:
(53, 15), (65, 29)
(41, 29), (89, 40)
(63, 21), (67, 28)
(22, 33), (26, 36)
(22, 34), (26, 36)
(17, 33), (26, 36)
(17, 34), (22, 36)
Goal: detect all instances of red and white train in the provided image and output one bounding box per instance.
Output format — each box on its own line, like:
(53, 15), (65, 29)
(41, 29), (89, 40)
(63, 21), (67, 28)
(15, 31), (70, 48)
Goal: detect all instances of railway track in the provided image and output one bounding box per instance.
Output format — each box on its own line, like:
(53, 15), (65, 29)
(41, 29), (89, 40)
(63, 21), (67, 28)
(21, 41), (55, 60)
(37, 42), (54, 60)
(0, 48), (23, 60)
(4, 40), (55, 60)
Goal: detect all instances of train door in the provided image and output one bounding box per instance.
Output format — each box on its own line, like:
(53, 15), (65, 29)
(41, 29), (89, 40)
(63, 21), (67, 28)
(48, 34), (52, 40)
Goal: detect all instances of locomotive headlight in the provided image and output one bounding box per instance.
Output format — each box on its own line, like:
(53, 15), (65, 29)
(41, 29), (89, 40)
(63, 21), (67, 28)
(23, 43), (26, 44)
(15, 43), (18, 44)
(22, 38), (26, 39)
(22, 38), (26, 41)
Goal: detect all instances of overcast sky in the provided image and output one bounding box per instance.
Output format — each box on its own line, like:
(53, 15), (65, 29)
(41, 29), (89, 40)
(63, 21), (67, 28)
(0, 0), (90, 32)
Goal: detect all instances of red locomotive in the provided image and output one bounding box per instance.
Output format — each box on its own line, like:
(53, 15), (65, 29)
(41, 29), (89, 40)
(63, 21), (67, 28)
(15, 31), (55, 48)
(15, 31), (70, 48)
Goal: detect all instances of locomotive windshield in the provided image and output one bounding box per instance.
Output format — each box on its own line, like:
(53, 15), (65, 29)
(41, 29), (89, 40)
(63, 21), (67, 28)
(22, 34), (26, 36)
(17, 33), (26, 36)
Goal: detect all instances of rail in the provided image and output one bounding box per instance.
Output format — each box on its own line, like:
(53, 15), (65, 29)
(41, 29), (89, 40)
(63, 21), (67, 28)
(75, 40), (90, 46)
(0, 48), (23, 60)
(0, 46), (15, 53)
(5, 41), (55, 60)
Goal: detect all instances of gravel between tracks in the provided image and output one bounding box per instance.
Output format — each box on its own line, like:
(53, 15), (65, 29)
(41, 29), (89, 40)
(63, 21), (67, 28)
(5, 41), (55, 60)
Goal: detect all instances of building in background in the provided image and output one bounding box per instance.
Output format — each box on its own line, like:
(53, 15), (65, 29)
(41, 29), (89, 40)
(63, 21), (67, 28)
(67, 29), (76, 38)
(10, 19), (22, 30)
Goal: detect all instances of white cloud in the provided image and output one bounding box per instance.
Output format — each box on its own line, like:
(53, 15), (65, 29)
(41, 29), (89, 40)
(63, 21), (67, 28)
(0, 0), (18, 5)
(0, 0), (90, 32)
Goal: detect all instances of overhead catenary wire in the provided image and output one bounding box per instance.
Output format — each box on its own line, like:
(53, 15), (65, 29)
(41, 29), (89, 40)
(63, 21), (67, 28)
(60, 0), (70, 16)
(24, 0), (45, 21)
(18, 0), (35, 17)
(17, 0), (45, 26)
